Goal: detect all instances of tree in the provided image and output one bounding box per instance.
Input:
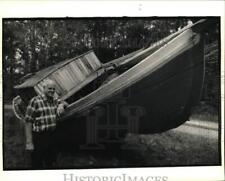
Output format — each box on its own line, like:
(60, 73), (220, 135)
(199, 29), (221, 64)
(3, 18), (219, 107)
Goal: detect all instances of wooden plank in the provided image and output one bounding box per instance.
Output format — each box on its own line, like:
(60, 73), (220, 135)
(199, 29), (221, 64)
(62, 66), (76, 89)
(82, 56), (94, 72)
(70, 61), (86, 82)
(76, 58), (89, 77)
(37, 81), (45, 93)
(85, 52), (101, 70)
(103, 49), (143, 67)
(61, 68), (105, 101)
(57, 69), (73, 91)
(52, 71), (69, 94)
(63, 29), (200, 118)
(84, 54), (97, 70)
(34, 85), (42, 95)
(14, 50), (96, 89)
(90, 51), (101, 68)
(49, 74), (67, 95)
(67, 63), (80, 85)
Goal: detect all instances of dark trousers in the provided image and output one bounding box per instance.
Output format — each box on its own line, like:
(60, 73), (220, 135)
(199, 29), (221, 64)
(31, 130), (58, 169)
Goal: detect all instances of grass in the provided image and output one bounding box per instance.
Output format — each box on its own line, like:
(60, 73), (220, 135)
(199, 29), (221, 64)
(3, 108), (32, 169)
(3, 104), (220, 169)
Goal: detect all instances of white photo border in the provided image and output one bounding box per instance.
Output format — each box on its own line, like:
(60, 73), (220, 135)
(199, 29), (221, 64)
(0, 1), (224, 181)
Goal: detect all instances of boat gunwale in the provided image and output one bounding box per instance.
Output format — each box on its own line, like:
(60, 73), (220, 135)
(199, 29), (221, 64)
(14, 19), (207, 91)
(14, 50), (98, 89)
(100, 19), (207, 79)
(63, 28), (201, 119)
(112, 19), (206, 68)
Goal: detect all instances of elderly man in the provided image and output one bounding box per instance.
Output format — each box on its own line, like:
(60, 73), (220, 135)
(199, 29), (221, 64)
(24, 79), (68, 169)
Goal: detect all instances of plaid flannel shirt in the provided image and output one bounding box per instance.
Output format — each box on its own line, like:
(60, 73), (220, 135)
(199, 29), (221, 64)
(25, 94), (62, 132)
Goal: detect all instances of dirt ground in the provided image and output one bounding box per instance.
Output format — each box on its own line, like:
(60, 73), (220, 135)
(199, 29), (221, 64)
(3, 104), (220, 170)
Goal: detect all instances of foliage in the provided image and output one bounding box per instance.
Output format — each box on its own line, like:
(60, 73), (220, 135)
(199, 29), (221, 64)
(3, 18), (220, 108)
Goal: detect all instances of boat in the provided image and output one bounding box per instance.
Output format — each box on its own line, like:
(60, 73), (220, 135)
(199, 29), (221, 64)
(12, 19), (209, 147)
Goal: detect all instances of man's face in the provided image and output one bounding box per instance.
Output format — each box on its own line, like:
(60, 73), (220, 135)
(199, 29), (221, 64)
(44, 81), (56, 98)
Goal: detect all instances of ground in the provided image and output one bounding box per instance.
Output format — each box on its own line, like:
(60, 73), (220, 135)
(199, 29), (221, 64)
(3, 103), (220, 170)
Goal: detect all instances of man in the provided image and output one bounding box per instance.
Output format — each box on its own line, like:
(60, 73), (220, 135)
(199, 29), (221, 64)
(24, 79), (68, 169)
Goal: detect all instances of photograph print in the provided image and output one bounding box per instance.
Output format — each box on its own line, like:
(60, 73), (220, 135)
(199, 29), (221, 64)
(2, 17), (221, 170)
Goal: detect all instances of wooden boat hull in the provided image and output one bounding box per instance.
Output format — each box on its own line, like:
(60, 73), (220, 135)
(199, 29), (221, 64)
(56, 29), (204, 146)
(12, 20), (207, 147)
(124, 38), (204, 133)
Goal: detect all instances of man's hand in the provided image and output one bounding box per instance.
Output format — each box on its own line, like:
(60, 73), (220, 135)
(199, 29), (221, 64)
(57, 103), (66, 116)
(25, 141), (34, 151)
